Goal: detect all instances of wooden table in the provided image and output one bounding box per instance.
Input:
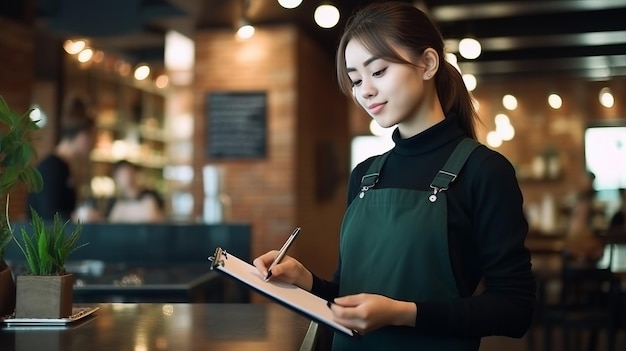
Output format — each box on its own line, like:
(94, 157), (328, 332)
(0, 303), (312, 351)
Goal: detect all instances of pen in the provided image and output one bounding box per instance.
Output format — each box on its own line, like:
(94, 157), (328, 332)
(265, 227), (301, 281)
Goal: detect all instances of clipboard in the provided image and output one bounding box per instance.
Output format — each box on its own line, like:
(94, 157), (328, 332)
(208, 247), (357, 337)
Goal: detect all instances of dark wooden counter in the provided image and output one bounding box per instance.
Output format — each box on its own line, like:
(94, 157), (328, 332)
(1, 303), (312, 351)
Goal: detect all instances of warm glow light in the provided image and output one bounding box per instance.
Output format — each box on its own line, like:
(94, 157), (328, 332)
(165, 30), (195, 72)
(445, 53), (461, 73)
(92, 50), (104, 63)
(486, 131), (503, 148)
(117, 62), (131, 76)
(497, 123), (515, 141)
(134, 64), (150, 80)
(494, 114), (515, 141)
(29, 104), (47, 127)
(462, 74), (477, 91)
(63, 39), (86, 54)
(155, 74), (169, 89)
(314, 4), (340, 29)
(502, 94), (518, 110)
(77, 48), (94, 63)
(236, 22), (255, 39)
(111, 140), (128, 159)
(548, 93), (562, 109)
(494, 113), (510, 126)
(599, 87), (615, 108)
(277, 0), (303, 9)
(458, 37), (481, 60)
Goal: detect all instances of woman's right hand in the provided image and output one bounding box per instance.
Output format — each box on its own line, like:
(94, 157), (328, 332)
(253, 251), (313, 291)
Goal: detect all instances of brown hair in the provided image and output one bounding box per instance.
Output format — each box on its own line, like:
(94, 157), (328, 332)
(60, 94), (95, 140)
(336, 1), (478, 139)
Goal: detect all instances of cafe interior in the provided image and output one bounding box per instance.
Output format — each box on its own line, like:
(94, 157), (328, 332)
(1, 0), (626, 350)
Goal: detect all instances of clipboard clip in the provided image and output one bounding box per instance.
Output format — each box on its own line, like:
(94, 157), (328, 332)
(208, 247), (228, 269)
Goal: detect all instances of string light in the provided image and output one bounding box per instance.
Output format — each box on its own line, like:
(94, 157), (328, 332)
(236, 19), (255, 39)
(458, 37), (481, 60)
(277, 0), (302, 9)
(548, 94), (562, 109)
(599, 87), (614, 108)
(314, 4), (340, 29)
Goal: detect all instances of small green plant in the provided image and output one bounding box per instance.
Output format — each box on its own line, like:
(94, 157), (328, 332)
(14, 210), (87, 276)
(0, 95), (43, 270)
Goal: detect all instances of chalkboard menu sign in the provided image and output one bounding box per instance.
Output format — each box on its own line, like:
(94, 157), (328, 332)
(206, 91), (267, 159)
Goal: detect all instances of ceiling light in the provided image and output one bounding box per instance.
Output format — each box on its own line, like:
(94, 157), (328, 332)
(29, 104), (47, 127)
(277, 0), (302, 9)
(494, 114), (515, 141)
(155, 74), (169, 89)
(77, 48), (94, 63)
(63, 39), (86, 54)
(236, 19), (255, 39)
(462, 74), (477, 91)
(134, 64), (150, 80)
(314, 4), (340, 29)
(165, 30), (194, 71)
(599, 87), (614, 108)
(502, 94), (518, 111)
(486, 131), (502, 148)
(458, 37), (481, 60)
(548, 94), (562, 109)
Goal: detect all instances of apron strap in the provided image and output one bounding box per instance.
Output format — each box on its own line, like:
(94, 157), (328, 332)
(359, 150), (392, 189)
(430, 138), (480, 192)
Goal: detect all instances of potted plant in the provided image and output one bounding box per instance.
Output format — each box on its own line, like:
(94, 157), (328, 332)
(13, 211), (86, 318)
(0, 95), (43, 316)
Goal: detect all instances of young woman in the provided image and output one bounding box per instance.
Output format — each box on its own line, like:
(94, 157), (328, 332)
(254, 2), (535, 350)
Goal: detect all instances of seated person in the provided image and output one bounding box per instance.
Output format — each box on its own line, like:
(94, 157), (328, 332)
(564, 171), (604, 263)
(107, 160), (165, 223)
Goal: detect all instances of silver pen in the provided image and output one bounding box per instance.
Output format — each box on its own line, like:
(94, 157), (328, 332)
(265, 227), (301, 281)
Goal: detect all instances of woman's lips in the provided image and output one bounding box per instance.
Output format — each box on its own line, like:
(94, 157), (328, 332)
(368, 102), (386, 114)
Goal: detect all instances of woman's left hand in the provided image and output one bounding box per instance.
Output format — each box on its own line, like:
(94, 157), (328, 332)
(329, 293), (417, 334)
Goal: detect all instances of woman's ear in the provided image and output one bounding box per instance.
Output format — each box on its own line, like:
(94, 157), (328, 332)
(421, 48), (439, 80)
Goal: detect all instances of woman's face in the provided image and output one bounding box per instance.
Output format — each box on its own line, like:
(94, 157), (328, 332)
(345, 39), (428, 131)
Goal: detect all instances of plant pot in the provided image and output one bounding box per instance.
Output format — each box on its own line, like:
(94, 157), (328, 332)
(0, 265), (16, 316)
(15, 274), (73, 318)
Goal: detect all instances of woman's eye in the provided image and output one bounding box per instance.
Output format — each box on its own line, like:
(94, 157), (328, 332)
(373, 68), (387, 77)
(351, 79), (362, 87)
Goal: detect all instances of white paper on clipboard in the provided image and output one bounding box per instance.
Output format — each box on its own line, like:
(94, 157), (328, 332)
(208, 247), (356, 337)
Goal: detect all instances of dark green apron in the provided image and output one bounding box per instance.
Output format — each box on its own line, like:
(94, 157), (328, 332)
(333, 138), (480, 351)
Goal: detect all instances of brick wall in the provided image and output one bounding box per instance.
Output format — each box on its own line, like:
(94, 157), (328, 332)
(0, 17), (34, 220)
(193, 25), (349, 278)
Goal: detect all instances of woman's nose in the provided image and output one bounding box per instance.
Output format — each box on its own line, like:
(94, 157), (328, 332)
(359, 79), (376, 98)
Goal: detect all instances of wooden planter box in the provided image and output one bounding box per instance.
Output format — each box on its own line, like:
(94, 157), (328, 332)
(15, 274), (73, 318)
(0, 266), (16, 316)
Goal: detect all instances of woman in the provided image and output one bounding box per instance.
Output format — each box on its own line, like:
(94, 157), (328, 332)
(254, 2), (535, 350)
(107, 160), (165, 223)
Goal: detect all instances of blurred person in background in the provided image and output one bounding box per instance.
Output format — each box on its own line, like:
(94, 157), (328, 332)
(27, 94), (100, 222)
(564, 170), (604, 263)
(107, 160), (164, 223)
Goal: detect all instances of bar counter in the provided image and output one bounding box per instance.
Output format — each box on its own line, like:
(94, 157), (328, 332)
(0, 303), (313, 351)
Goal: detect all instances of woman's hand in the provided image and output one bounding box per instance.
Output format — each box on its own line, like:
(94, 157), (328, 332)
(253, 251), (313, 291)
(329, 293), (417, 334)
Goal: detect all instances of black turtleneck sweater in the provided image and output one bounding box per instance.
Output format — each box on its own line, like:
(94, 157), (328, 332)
(312, 116), (536, 338)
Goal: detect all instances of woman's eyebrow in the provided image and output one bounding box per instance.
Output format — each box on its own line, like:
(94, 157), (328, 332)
(346, 56), (380, 73)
